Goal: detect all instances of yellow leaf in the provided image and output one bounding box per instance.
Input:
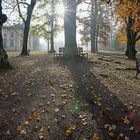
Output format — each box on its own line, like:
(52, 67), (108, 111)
(109, 132), (114, 137)
(92, 133), (100, 140)
(123, 116), (130, 125)
(65, 127), (72, 136)
(125, 136), (130, 140)
(65, 125), (76, 136)
(17, 125), (22, 131)
(39, 127), (44, 132)
(104, 124), (110, 129)
(27, 93), (32, 97)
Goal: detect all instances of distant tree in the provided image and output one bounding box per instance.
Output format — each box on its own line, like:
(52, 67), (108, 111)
(90, 0), (98, 52)
(0, 0), (11, 69)
(31, 0), (61, 52)
(78, 0), (110, 51)
(16, 0), (36, 55)
(49, 0), (56, 52)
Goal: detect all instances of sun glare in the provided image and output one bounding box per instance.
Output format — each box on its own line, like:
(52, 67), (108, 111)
(56, 4), (65, 16)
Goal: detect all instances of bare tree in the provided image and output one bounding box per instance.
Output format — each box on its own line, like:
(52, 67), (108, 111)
(16, 0), (36, 55)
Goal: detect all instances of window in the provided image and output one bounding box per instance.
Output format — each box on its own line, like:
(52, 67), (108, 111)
(20, 33), (23, 39)
(20, 39), (23, 47)
(3, 33), (6, 37)
(10, 39), (14, 48)
(10, 31), (14, 37)
(3, 39), (7, 49)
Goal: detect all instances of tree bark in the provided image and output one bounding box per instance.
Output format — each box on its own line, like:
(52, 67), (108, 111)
(49, 0), (55, 52)
(125, 17), (137, 60)
(64, 0), (77, 55)
(21, 0), (36, 55)
(95, 23), (99, 52)
(0, 0), (11, 69)
(47, 38), (50, 52)
(90, 0), (97, 53)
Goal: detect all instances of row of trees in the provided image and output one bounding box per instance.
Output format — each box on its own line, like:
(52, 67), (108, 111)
(78, 0), (140, 59)
(78, 0), (111, 52)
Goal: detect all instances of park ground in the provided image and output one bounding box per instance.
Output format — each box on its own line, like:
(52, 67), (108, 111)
(0, 51), (140, 140)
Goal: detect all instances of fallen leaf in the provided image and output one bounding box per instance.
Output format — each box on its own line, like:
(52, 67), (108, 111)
(109, 132), (114, 137)
(65, 127), (72, 136)
(108, 125), (116, 131)
(62, 115), (66, 118)
(6, 130), (10, 135)
(20, 129), (26, 135)
(82, 122), (88, 125)
(24, 121), (29, 125)
(17, 125), (22, 131)
(47, 126), (51, 132)
(11, 92), (19, 96)
(92, 133), (100, 140)
(39, 127), (44, 132)
(104, 124), (110, 129)
(125, 136), (129, 140)
(65, 125), (76, 136)
(127, 111), (136, 121)
(38, 133), (44, 139)
(55, 108), (59, 112)
(27, 93), (32, 97)
(123, 116), (130, 125)
(47, 101), (51, 105)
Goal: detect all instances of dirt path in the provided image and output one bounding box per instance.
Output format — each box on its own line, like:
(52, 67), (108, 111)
(0, 53), (140, 140)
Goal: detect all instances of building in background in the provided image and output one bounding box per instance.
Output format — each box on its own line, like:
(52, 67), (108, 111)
(2, 24), (40, 51)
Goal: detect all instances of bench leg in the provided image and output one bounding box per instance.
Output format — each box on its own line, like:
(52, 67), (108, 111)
(136, 71), (139, 79)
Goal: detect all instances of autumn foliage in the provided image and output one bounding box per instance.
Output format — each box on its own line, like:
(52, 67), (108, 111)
(115, 0), (140, 45)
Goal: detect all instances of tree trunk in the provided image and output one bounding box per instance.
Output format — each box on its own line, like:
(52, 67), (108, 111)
(125, 29), (137, 60)
(95, 23), (99, 52)
(64, 0), (77, 55)
(125, 17), (137, 60)
(49, 0), (55, 53)
(47, 38), (50, 52)
(0, 0), (11, 69)
(21, 0), (36, 55)
(90, 0), (97, 53)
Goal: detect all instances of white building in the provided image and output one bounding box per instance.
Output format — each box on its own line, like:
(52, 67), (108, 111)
(2, 24), (40, 51)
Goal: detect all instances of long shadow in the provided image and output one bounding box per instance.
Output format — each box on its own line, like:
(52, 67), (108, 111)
(0, 54), (55, 140)
(55, 58), (140, 140)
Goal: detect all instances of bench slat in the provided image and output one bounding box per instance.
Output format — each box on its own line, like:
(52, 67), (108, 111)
(136, 58), (140, 78)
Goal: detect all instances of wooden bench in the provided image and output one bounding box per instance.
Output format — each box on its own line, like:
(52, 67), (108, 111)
(77, 47), (88, 58)
(54, 47), (88, 59)
(54, 47), (64, 59)
(136, 58), (140, 78)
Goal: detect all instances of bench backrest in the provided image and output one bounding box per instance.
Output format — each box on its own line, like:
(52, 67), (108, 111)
(59, 48), (64, 54)
(136, 58), (140, 71)
(77, 47), (83, 54)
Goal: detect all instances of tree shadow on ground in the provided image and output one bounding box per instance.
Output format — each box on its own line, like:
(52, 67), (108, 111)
(0, 55), (55, 140)
(55, 57), (140, 140)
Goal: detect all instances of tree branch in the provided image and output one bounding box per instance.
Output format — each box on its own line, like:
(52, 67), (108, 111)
(16, 0), (26, 23)
(135, 35), (140, 42)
